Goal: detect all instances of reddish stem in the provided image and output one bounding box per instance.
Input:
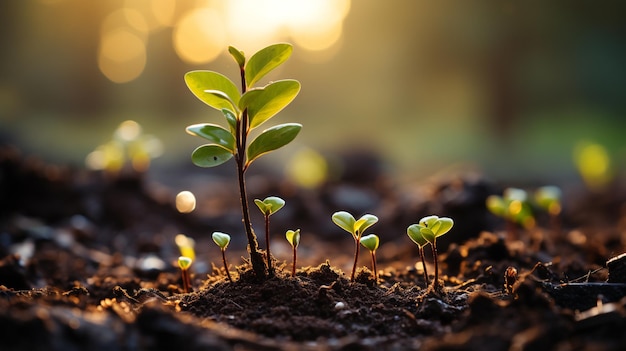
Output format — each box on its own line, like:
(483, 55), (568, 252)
(371, 251), (378, 282)
(292, 247), (297, 277)
(181, 269), (191, 293)
(222, 249), (233, 283)
(350, 235), (361, 282)
(419, 246), (430, 286)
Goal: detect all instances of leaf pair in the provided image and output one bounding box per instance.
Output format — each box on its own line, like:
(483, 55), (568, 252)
(254, 196), (285, 216)
(407, 215), (454, 245)
(332, 211), (379, 240)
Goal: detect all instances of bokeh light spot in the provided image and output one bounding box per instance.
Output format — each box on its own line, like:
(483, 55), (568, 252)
(173, 8), (226, 64)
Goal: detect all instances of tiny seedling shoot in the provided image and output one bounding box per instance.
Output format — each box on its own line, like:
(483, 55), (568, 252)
(178, 256), (193, 293)
(486, 188), (535, 237)
(285, 229), (301, 277)
(185, 43), (301, 280)
(332, 211), (378, 282)
(254, 196), (285, 276)
(359, 234), (380, 281)
(406, 225), (430, 286)
(534, 185), (562, 233)
(407, 215), (453, 291)
(212, 232), (234, 283)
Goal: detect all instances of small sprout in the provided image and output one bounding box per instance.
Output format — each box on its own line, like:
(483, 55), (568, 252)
(407, 225), (430, 286)
(86, 120), (163, 174)
(360, 234), (380, 282)
(175, 234), (196, 260)
(212, 232), (233, 283)
(534, 186), (562, 233)
(176, 191), (196, 213)
(254, 196), (286, 276)
(286, 229), (301, 277)
(332, 211), (378, 282)
(486, 188), (535, 236)
(178, 256), (193, 293)
(408, 215), (453, 291)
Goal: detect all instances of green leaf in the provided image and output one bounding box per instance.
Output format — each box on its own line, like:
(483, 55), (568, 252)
(433, 217), (454, 237)
(191, 144), (233, 168)
(407, 224), (428, 247)
(486, 195), (506, 217)
(355, 214), (378, 235)
(228, 46), (246, 68)
(254, 196), (285, 215)
(286, 229), (300, 247)
(360, 234), (379, 251)
(212, 232), (231, 249)
(243, 80), (301, 130)
(332, 211), (356, 235)
(245, 43), (293, 87)
(419, 215), (439, 228)
(221, 108), (238, 134)
(186, 123), (236, 153)
(185, 71), (240, 111)
(420, 227), (436, 243)
(246, 123), (301, 166)
(178, 256), (193, 270)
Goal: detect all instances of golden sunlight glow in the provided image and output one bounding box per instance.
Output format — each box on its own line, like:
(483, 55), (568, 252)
(173, 8), (226, 64)
(99, 0), (350, 80)
(574, 141), (612, 190)
(176, 191), (197, 213)
(98, 28), (146, 83)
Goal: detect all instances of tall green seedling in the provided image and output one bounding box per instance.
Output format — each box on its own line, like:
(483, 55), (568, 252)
(212, 232), (234, 283)
(332, 211), (378, 282)
(407, 215), (453, 291)
(185, 43), (301, 279)
(254, 196), (285, 276)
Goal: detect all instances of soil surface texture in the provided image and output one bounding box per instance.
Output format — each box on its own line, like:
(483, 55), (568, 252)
(1, 146), (626, 350)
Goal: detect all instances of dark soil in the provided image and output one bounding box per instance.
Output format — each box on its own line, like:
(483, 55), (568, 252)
(2, 145), (626, 350)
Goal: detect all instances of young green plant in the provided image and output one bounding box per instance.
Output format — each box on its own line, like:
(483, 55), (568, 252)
(212, 232), (233, 283)
(407, 215), (453, 291)
(486, 188), (535, 237)
(359, 234), (380, 281)
(185, 43), (301, 280)
(406, 225), (430, 286)
(286, 229), (300, 277)
(534, 185), (562, 233)
(332, 211), (378, 282)
(178, 256), (193, 293)
(254, 196), (285, 276)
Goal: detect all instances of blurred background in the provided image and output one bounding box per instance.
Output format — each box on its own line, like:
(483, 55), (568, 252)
(1, 0), (625, 188)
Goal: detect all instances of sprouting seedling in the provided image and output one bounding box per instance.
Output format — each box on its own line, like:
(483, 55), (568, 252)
(332, 211), (378, 282)
(359, 234), (380, 282)
(85, 120), (163, 174)
(285, 229), (300, 278)
(406, 225), (430, 286)
(178, 256), (193, 293)
(212, 232), (233, 283)
(408, 215), (453, 291)
(534, 186), (562, 233)
(486, 188), (535, 237)
(254, 196), (285, 276)
(185, 43), (301, 280)
(175, 234), (196, 261)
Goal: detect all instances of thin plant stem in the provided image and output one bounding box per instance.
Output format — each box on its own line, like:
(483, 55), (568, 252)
(350, 234), (361, 282)
(370, 251), (378, 282)
(419, 246), (430, 286)
(292, 247), (297, 277)
(221, 249), (233, 283)
(234, 66), (266, 280)
(431, 239), (440, 291)
(181, 269), (191, 293)
(265, 214), (273, 276)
